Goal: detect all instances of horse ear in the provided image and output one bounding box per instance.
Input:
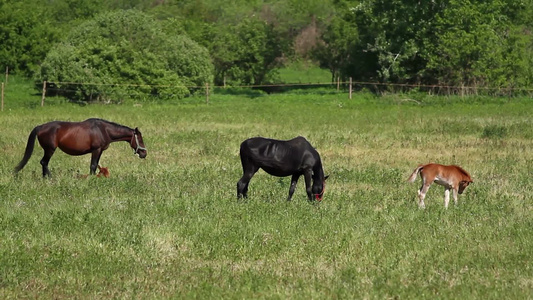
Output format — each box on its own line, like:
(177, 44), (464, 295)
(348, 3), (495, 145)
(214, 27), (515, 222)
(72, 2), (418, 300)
(134, 127), (140, 133)
(324, 175), (329, 181)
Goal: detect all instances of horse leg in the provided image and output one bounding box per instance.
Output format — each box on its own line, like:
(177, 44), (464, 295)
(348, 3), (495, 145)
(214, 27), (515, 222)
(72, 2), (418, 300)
(303, 170), (313, 201)
(237, 172), (255, 199)
(90, 149), (103, 175)
(444, 188), (451, 209)
(418, 183), (430, 209)
(237, 163), (258, 199)
(40, 148), (55, 177)
(452, 188), (459, 206)
(287, 174), (300, 201)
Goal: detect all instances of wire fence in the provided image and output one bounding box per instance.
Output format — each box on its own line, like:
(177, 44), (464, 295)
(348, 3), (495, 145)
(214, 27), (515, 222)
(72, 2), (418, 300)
(44, 79), (533, 92)
(2, 77), (533, 110)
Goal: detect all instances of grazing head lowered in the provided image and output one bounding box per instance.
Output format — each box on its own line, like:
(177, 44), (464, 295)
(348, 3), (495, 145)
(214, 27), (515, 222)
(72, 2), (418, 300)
(407, 163), (473, 209)
(237, 136), (328, 202)
(312, 176), (329, 202)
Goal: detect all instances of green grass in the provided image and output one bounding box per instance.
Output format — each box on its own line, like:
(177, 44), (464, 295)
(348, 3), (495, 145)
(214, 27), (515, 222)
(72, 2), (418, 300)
(2, 76), (42, 109)
(0, 90), (532, 299)
(278, 60), (332, 84)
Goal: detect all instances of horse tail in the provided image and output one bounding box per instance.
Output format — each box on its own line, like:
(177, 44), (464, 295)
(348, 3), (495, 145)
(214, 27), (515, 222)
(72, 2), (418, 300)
(14, 126), (40, 174)
(407, 165), (424, 183)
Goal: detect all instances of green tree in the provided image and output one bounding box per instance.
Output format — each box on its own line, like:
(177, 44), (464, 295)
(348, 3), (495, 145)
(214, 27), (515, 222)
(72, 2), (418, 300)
(150, 0), (335, 85)
(38, 10), (213, 102)
(318, 0), (532, 93)
(0, 1), (62, 77)
(424, 0), (533, 90)
(312, 1), (360, 82)
(210, 18), (285, 85)
(0, 0), (166, 78)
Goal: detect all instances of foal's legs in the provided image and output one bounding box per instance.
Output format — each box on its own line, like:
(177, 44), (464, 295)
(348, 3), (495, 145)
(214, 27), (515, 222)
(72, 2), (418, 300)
(452, 188), (459, 206)
(287, 174), (301, 201)
(444, 188), (451, 209)
(418, 183), (431, 209)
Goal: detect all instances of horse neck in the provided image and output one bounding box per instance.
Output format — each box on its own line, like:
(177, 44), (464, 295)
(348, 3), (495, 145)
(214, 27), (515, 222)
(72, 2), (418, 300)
(454, 165), (472, 181)
(312, 161), (325, 182)
(106, 124), (133, 142)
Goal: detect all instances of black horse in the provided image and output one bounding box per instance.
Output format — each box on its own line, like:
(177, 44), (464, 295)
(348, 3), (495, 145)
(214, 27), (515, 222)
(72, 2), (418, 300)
(237, 136), (328, 201)
(14, 118), (147, 177)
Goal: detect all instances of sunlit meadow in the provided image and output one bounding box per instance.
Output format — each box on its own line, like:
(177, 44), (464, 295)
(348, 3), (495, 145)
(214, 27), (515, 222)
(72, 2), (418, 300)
(0, 87), (531, 298)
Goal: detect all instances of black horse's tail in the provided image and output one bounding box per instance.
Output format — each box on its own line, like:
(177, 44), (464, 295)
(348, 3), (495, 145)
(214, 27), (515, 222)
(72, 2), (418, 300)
(14, 126), (40, 174)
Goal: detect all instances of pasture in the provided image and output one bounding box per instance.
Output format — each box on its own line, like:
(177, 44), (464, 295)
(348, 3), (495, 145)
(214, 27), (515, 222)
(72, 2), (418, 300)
(0, 91), (531, 298)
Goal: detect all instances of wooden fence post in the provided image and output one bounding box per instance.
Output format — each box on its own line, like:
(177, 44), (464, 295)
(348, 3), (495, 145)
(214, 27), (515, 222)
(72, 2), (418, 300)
(205, 82), (209, 104)
(5, 67), (8, 85)
(337, 76), (340, 91)
(1, 82), (4, 111)
(41, 81), (46, 107)
(349, 77), (352, 99)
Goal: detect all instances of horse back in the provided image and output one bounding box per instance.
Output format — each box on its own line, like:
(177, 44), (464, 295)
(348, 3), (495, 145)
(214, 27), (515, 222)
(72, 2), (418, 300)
(240, 136), (319, 172)
(422, 163), (472, 183)
(37, 119), (106, 154)
(448, 165), (472, 182)
(241, 136), (316, 157)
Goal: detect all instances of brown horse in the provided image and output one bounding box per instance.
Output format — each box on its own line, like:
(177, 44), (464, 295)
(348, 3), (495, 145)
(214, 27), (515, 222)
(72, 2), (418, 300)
(407, 163), (473, 209)
(14, 118), (147, 177)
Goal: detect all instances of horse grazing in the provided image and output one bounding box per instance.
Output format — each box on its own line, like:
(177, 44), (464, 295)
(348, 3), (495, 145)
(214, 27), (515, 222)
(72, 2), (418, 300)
(407, 163), (473, 209)
(237, 136), (328, 201)
(14, 118), (147, 177)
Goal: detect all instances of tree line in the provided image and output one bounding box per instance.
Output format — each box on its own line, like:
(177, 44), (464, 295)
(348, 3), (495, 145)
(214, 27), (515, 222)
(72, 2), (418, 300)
(1, 0), (531, 101)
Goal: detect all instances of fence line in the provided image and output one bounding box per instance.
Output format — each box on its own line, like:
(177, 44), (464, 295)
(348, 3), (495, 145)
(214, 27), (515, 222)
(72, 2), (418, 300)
(45, 80), (533, 91)
(1, 78), (532, 110)
(1, 82), (4, 111)
(36, 79), (533, 106)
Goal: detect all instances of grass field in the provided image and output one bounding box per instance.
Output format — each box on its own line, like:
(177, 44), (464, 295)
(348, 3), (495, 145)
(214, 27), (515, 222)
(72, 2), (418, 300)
(277, 60), (332, 83)
(0, 88), (532, 298)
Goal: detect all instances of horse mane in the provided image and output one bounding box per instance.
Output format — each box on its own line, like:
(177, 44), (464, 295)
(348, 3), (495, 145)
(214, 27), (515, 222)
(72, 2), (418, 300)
(312, 156), (325, 180)
(87, 118), (133, 131)
(453, 165), (471, 179)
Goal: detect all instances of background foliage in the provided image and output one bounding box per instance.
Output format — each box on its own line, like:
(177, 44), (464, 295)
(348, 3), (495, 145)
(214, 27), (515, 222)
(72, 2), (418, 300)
(0, 0), (532, 100)
(38, 10), (213, 102)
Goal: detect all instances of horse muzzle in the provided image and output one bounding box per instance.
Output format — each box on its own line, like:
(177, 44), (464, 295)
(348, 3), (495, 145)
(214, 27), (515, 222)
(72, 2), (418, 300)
(137, 150), (147, 158)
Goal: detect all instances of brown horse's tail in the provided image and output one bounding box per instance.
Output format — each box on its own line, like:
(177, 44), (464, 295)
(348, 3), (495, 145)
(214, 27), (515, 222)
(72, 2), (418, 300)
(14, 126), (40, 174)
(407, 165), (424, 183)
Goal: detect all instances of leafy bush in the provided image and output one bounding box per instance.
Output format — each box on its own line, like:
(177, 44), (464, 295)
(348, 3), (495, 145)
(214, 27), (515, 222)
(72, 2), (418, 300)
(0, 1), (62, 77)
(37, 10), (213, 102)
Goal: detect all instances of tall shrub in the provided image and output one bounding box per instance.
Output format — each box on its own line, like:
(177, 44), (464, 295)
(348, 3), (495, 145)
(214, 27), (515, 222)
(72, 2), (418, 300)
(38, 10), (213, 102)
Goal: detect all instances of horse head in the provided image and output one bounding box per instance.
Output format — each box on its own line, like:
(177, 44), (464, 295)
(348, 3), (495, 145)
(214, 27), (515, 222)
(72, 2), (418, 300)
(312, 175), (329, 201)
(458, 179), (472, 194)
(130, 128), (147, 158)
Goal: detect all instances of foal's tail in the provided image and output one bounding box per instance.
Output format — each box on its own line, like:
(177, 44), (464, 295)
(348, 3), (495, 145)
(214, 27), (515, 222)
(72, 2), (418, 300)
(14, 126), (40, 174)
(407, 165), (424, 183)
